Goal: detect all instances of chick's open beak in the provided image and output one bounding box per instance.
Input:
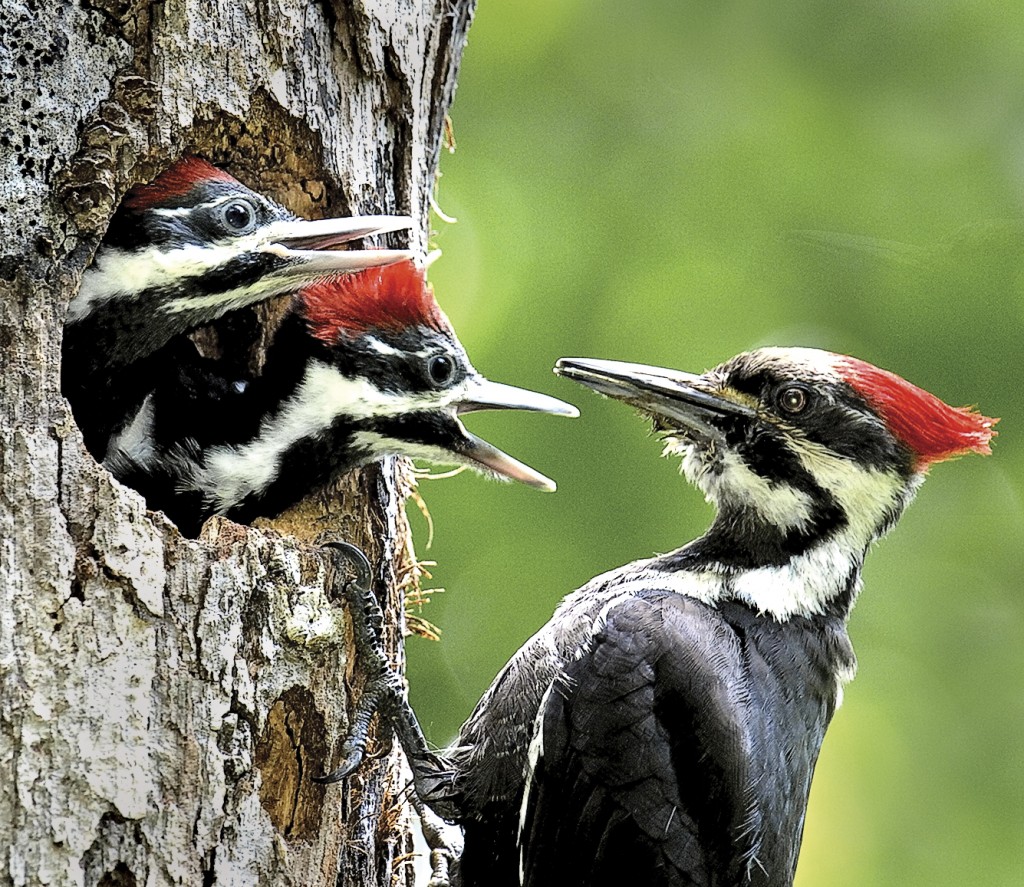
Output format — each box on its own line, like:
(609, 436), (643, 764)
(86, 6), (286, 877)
(447, 375), (577, 492)
(457, 432), (558, 492)
(263, 214), (415, 275)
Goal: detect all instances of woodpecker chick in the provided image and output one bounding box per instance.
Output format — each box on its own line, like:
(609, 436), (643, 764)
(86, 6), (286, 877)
(444, 347), (995, 887)
(107, 260), (577, 536)
(63, 156), (413, 455)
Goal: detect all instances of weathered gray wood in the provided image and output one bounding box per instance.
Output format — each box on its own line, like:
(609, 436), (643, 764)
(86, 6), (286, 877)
(0, 1), (474, 884)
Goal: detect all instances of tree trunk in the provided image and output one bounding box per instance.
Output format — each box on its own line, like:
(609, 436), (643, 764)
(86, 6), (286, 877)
(0, 1), (474, 885)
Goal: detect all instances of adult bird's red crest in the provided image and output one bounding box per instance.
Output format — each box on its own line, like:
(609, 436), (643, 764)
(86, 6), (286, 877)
(833, 355), (997, 467)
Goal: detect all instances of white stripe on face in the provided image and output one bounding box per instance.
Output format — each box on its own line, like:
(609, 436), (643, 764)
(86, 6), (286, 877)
(67, 239), (272, 322)
(190, 361), (452, 511)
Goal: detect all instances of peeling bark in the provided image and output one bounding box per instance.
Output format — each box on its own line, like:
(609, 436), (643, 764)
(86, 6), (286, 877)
(0, 1), (475, 884)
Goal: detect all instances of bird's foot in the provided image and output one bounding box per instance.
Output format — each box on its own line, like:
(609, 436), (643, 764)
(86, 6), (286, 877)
(315, 541), (463, 882)
(313, 542), (461, 836)
(412, 792), (464, 887)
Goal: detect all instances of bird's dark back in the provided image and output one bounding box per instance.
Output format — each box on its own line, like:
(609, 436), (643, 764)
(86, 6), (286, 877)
(453, 572), (853, 887)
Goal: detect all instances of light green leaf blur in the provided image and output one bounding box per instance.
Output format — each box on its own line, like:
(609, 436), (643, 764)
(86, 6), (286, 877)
(407, 3), (1024, 885)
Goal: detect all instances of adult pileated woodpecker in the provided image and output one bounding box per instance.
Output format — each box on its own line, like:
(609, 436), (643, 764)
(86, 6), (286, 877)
(106, 259), (577, 536)
(432, 347), (996, 887)
(63, 156), (413, 456)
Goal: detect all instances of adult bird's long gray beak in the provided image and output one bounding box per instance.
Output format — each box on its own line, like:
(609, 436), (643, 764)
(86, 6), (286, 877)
(262, 214), (415, 274)
(449, 375), (578, 492)
(555, 357), (756, 444)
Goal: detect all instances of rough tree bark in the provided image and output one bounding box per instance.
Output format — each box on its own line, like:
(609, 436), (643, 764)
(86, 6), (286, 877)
(0, 1), (474, 885)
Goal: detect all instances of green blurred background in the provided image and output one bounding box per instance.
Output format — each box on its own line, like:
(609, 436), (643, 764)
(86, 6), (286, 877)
(406, 2), (1024, 884)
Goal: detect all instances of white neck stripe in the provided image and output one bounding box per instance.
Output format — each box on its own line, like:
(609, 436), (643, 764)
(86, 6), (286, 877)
(68, 240), (271, 323)
(188, 361), (455, 511)
(591, 532), (862, 622)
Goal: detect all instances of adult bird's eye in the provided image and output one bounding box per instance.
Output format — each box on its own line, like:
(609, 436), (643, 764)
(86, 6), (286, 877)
(219, 199), (256, 233)
(778, 386), (809, 414)
(427, 354), (455, 386)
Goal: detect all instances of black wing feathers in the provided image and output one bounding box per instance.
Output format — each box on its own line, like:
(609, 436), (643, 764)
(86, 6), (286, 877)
(519, 592), (756, 887)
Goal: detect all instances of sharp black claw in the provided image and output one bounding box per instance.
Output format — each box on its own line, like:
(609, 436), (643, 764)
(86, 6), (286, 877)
(321, 540), (372, 591)
(315, 540), (380, 784)
(311, 768), (348, 786)
(312, 740), (366, 784)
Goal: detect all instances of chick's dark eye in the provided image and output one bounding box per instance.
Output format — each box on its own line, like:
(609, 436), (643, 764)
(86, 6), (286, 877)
(221, 200), (255, 232)
(778, 386), (809, 414)
(427, 354), (455, 386)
